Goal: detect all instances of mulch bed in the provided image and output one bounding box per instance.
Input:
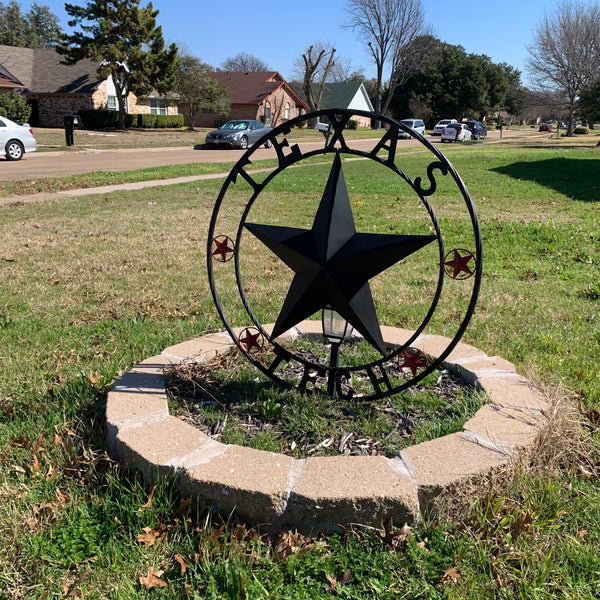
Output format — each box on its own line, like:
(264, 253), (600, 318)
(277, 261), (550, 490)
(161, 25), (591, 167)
(164, 346), (475, 458)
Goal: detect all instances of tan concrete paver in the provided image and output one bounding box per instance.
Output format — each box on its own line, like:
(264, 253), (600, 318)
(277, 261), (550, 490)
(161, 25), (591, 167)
(462, 404), (547, 453)
(414, 334), (488, 363)
(115, 415), (218, 482)
(285, 455), (420, 532)
(448, 355), (516, 385)
(162, 332), (235, 361)
(181, 446), (296, 525)
(400, 433), (509, 516)
(475, 373), (550, 412)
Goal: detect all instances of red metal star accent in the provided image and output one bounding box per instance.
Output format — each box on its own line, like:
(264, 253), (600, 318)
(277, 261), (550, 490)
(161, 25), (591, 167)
(238, 327), (264, 353)
(211, 236), (235, 262)
(443, 249), (475, 279)
(398, 348), (428, 376)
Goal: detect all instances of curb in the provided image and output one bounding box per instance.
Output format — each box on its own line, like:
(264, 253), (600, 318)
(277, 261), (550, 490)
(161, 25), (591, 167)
(106, 322), (550, 533)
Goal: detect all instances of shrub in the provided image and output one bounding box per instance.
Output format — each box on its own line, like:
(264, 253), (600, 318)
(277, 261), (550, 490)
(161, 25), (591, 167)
(346, 119), (359, 130)
(138, 113), (157, 128)
(574, 126), (589, 134)
(78, 109), (119, 129)
(155, 114), (184, 128)
(0, 107), (6, 117)
(0, 90), (32, 122)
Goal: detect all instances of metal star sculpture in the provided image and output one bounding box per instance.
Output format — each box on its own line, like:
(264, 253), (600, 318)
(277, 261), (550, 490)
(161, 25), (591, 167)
(244, 153), (437, 356)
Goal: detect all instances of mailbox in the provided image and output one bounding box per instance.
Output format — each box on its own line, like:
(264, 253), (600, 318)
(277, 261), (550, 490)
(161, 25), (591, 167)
(64, 114), (79, 147)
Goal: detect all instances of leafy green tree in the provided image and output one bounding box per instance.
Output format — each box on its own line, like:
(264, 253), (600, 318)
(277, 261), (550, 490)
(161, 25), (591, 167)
(0, 1), (29, 46)
(0, 89), (32, 122)
(579, 79), (600, 122)
(391, 38), (522, 125)
(59, 0), (179, 129)
(26, 2), (63, 48)
(176, 55), (230, 130)
(0, 1), (62, 47)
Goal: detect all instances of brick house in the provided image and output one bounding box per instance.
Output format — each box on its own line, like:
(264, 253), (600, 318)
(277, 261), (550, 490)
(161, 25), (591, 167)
(189, 71), (308, 129)
(0, 45), (177, 127)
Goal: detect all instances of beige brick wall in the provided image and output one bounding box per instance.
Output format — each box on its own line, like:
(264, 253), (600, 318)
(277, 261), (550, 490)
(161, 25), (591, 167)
(188, 87), (304, 129)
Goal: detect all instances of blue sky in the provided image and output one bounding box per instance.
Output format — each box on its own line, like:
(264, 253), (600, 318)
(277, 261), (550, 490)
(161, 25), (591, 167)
(32, 0), (560, 85)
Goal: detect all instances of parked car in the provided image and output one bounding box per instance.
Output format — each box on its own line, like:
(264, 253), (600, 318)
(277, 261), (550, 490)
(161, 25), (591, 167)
(398, 118), (425, 139)
(205, 120), (273, 149)
(441, 123), (472, 142)
(0, 116), (37, 160)
(433, 119), (457, 135)
(465, 120), (487, 140)
(539, 123), (552, 132)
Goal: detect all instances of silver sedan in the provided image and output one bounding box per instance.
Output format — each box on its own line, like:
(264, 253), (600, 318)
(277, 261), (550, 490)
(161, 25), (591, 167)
(205, 120), (273, 149)
(0, 116), (37, 160)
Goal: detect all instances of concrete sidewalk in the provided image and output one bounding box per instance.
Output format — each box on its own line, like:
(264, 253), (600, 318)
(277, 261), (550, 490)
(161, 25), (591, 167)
(0, 169), (265, 207)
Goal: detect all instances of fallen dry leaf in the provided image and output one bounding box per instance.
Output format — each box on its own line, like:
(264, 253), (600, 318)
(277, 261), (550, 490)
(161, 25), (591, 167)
(137, 522), (169, 547)
(325, 568), (351, 592)
(177, 497), (191, 517)
(325, 573), (337, 591)
(32, 453), (41, 473)
(441, 567), (461, 586)
(174, 554), (188, 576)
(139, 567), (167, 590)
(273, 530), (314, 561)
(138, 484), (157, 512)
(577, 465), (593, 480)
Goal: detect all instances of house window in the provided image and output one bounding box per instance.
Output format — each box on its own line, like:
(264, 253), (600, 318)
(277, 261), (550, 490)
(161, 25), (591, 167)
(150, 98), (168, 115)
(107, 96), (117, 111)
(264, 102), (271, 126)
(284, 103), (290, 121)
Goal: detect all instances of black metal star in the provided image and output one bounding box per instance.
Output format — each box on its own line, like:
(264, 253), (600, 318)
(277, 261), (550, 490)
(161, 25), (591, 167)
(244, 153), (437, 355)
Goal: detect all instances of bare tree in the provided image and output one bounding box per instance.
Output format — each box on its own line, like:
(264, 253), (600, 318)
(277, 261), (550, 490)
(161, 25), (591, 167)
(221, 52), (270, 72)
(292, 43), (337, 123)
(526, 0), (600, 136)
(345, 0), (428, 124)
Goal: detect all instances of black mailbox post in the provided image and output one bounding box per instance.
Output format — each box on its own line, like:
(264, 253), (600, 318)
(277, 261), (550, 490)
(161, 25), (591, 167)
(64, 114), (79, 147)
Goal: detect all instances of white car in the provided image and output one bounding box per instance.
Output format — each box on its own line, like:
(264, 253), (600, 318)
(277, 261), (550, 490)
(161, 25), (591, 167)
(441, 123), (472, 142)
(398, 118), (425, 139)
(433, 118), (457, 136)
(0, 116), (37, 160)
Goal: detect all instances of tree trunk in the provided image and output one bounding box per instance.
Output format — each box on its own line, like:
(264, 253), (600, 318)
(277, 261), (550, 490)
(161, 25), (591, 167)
(111, 72), (128, 129)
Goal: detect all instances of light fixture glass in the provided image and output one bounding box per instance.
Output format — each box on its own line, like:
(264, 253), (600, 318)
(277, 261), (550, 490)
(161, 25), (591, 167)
(322, 306), (353, 344)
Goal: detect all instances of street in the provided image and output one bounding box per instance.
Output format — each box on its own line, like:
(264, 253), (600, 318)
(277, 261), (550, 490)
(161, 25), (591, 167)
(0, 129), (522, 181)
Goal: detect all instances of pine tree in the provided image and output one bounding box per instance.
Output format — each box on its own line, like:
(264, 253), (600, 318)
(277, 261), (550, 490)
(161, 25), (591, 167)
(59, 0), (179, 128)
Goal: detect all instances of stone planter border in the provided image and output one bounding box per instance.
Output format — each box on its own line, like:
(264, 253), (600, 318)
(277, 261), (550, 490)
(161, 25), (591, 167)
(106, 321), (550, 533)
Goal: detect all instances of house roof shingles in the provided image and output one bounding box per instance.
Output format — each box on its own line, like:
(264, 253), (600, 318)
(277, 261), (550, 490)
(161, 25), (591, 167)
(207, 71), (308, 108)
(0, 45), (102, 95)
(0, 62), (25, 88)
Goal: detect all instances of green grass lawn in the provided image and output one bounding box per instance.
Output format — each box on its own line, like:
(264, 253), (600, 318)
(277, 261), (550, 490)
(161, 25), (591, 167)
(1, 139), (599, 598)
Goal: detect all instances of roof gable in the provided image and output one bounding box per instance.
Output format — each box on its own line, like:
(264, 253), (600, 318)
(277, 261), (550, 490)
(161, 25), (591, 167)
(0, 63), (25, 87)
(291, 81), (374, 113)
(207, 71), (308, 108)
